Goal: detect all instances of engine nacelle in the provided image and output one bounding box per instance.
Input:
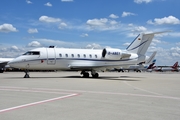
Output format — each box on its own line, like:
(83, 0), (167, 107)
(102, 48), (122, 60)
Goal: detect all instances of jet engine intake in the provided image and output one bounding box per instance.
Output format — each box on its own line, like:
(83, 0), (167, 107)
(102, 48), (122, 60)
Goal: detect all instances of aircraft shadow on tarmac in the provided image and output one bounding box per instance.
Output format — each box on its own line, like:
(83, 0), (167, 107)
(7, 75), (143, 81)
(58, 76), (141, 81)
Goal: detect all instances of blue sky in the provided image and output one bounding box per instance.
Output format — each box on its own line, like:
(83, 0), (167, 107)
(0, 0), (180, 65)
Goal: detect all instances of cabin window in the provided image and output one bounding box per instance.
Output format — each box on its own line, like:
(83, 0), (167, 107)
(65, 54), (68, 57)
(71, 54), (74, 58)
(84, 54), (86, 58)
(77, 54), (80, 58)
(59, 54), (62, 57)
(89, 54), (92, 58)
(23, 51), (40, 55)
(95, 54), (97, 58)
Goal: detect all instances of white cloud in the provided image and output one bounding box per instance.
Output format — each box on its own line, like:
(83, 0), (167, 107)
(11, 46), (19, 51)
(176, 42), (180, 46)
(122, 11), (136, 17)
(85, 43), (102, 49)
(147, 16), (180, 25)
(26, 0), (32, 4)
(0, 45), (28, 58)
(28, 28), (38, 34)
(59, 22), (67, 29)
(44, 2), (52, 7)
(35, 39), (78, 48)
(171, 47), (180, 51)
(169, 32), (180, 37)
(0, 23), (18, 33)
(153, 39), (161, 43)
(86, 18), (120, 31)
(109, 14), (119, 19)
(132, 26), (147, 32)
(87, 18), (108, 26)
(39, 16), (61, 23)
(170, 47), (180, 57)
(80, 33), (89, 37)
(27, 41), (42, 47)
(134, 0), (152, 4)
(61, 0), (73, 2)
(123, 42), (130, 46)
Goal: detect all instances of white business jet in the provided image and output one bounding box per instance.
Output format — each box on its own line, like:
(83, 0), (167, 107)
(8, 32), (166, 78)
(0, 58), (14, 73)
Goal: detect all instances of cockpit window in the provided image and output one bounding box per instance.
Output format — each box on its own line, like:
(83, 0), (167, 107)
(23, 51), (40, 55)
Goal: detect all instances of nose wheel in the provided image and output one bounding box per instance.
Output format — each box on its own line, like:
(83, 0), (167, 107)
(24, 69), (30, 78)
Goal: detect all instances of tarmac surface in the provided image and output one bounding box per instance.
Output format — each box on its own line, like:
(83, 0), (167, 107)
(0, 71), (180, 120)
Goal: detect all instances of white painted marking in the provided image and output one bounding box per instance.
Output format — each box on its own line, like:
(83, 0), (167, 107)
(1, 86), (180, 101)
(0, 93), (78, 113)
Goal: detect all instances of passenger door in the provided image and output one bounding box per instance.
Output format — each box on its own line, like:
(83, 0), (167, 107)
(46, 48), (56, 65)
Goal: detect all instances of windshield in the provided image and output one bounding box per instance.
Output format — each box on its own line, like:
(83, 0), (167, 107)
(23, 51), (40, 55)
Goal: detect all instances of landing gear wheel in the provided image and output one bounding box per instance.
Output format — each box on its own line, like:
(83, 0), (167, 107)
(83, 72), (89, 78)
(92, 73), (99, 78)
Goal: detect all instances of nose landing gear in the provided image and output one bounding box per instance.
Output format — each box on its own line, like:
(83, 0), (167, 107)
(24, 69), (30, 78)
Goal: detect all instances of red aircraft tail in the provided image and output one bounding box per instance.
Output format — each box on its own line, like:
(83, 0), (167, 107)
(172, 62), (178, 69)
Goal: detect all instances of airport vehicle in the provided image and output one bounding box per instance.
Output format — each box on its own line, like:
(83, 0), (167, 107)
(0, 58), (14, 73)
(8, 32), (166, 78)
(153, 61), (179, 72)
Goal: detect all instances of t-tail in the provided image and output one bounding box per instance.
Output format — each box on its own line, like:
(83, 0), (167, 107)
(126, 31), (169, 56)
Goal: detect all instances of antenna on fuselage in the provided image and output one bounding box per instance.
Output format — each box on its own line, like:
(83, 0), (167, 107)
(49, 46), (57, 48)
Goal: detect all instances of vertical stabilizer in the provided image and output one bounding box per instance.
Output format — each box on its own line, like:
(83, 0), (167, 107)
(172, 62), (178, 69)
(126, 33), (154, 55)
(145, 51), (157, 64)
(126, 31), (170, 55)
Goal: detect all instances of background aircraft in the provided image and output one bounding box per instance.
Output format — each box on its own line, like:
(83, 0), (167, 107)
(0, 58), (14, 73)
(114, 59), (156, 72)
(153, 61), (179, 72)
(8, 32), (166, 78)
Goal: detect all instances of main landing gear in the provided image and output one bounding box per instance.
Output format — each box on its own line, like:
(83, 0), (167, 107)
(24, 69), (30, 78)
(81, 70), (99, 78)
